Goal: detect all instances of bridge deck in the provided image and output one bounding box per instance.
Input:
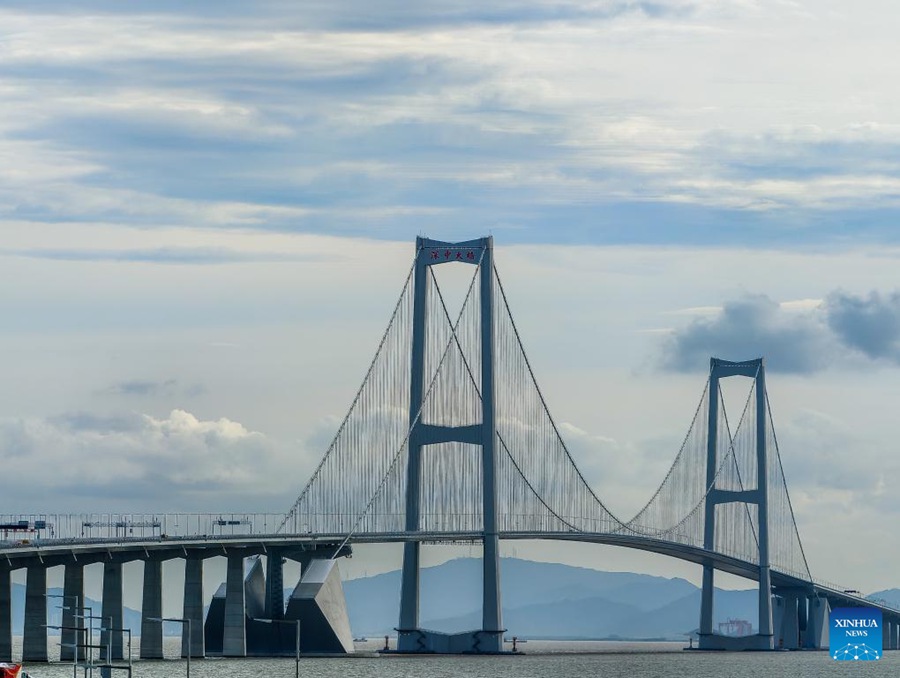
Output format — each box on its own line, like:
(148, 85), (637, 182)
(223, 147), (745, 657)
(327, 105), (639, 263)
(1, 530), (894, 618)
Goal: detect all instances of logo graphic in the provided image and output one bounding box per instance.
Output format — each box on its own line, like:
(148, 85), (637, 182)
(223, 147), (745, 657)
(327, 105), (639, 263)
(830, 607), (882, 661)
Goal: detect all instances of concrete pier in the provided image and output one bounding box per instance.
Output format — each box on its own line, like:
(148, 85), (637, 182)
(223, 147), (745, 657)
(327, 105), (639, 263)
(805, 596), (829, 649)
(777, 591), (801, 649)
(0, 568), (11, 661)
(101, 562), (124, 661)
(183, 558), (205, 658)
(284, 559), (353, 653)
(265, 551), (284, 620)
(140, 559), (164, 659)
(23, 565), (48, 662)
(223, 555), (246, 657)
(61, 564), (85, 661)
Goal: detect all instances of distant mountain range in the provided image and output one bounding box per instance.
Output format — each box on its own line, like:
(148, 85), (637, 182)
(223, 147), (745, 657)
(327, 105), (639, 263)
(868, 588), (900, 609)
(343, 557), (761, 640)
(11, 561), (893, 642)
(9, 586), (179, 637)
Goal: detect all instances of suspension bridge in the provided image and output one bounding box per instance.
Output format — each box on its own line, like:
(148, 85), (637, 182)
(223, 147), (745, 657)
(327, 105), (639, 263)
(1, 236), (897, 661)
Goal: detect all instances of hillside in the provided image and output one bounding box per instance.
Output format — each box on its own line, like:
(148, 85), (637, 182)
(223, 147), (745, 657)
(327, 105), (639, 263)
(343, 557), (757, 640)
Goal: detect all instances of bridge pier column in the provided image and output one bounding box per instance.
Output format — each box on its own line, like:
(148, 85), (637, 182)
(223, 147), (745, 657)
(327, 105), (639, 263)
(23, 565), (48, 662)
(140, 559), (164, 659)
(61, 563), (85, 661)
(804, 596), (829, 649)
(893, 620), (900, 651)
(398, 543), (421, 651)
(265, 550), (284, 620)
(797, 593), (808, 645)
(699, 564), (714, 638)
(182, 557), (205, 658)
(887, 620), (898, 650)
(101, 561), (124, 662)
(775, 592), (800, 649)
(223, 555), (246, 657)
(0, 567), (11, 661)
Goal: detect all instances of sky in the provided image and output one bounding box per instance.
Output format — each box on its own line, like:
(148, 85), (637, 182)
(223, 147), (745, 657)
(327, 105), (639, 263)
(2, 1), (900, 611)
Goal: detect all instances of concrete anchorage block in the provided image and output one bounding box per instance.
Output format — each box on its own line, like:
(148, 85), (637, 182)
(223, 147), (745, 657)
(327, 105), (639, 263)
(284, 559), (354, 654)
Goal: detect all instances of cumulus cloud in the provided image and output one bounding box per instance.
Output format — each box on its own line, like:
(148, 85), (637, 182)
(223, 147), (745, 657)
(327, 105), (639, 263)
(660, 294), (830, 373)
(825, 290), (900, 363)
(661, 289), (900, 373)
(0, 409), (298, 512)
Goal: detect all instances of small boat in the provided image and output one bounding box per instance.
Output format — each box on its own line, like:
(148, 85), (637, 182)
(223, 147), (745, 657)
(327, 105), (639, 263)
(0, 663), (29, 678)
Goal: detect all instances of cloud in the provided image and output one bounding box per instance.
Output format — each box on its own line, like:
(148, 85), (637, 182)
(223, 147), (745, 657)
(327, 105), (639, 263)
(1, 246), (332, 265)
(0, 2), (690, 33)
(3, 3), (900, 247)
(0, 409), (298, 511)
(109, 380), (176, 396)
(660, 288), (900, 373)
(103, 379), (207, 398)
(825, 290), (900, 363)
(660, 294), (830, 373)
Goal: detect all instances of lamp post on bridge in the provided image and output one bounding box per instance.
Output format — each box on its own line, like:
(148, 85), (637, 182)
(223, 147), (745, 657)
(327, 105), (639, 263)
(147, 617), (191, 678)
(253, 618), (300, 678)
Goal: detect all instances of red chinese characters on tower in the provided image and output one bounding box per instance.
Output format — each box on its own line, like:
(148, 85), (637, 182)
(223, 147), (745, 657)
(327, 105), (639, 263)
(428, 247), (478, 263)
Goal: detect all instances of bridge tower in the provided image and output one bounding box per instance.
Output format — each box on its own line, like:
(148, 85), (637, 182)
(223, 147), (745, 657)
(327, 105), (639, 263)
(397, 236), (504, 654)
(699, 357), (774, 650)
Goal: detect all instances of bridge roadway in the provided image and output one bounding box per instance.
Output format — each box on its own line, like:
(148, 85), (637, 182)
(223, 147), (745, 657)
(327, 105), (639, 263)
(1, 529), (896, 620)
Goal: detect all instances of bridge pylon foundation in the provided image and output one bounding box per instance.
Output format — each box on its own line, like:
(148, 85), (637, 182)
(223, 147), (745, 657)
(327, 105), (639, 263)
(396, 628), (504, 654)
(697, 633), (775, 651)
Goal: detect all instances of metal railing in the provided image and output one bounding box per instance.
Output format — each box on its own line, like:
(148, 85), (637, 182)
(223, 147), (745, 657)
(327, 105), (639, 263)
(0, 513), (288, 543)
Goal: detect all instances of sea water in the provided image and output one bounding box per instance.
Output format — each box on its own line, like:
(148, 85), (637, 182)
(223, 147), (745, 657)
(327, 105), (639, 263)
(17, 638), (900, 678)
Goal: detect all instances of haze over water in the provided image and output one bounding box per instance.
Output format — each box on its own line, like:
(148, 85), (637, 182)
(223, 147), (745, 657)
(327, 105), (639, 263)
(17, 639), (899, 678)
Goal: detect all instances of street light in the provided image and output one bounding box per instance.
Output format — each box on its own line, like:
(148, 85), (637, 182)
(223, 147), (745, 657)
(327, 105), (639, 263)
(45, 593), (81, 657)
(253, 619), (300, 678)
(45, 593), (89, 676)
(147, 617), (191, 678)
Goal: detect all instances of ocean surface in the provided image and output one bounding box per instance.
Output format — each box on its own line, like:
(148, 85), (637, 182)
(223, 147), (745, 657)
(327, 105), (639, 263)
(15, 638), (900, 678)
